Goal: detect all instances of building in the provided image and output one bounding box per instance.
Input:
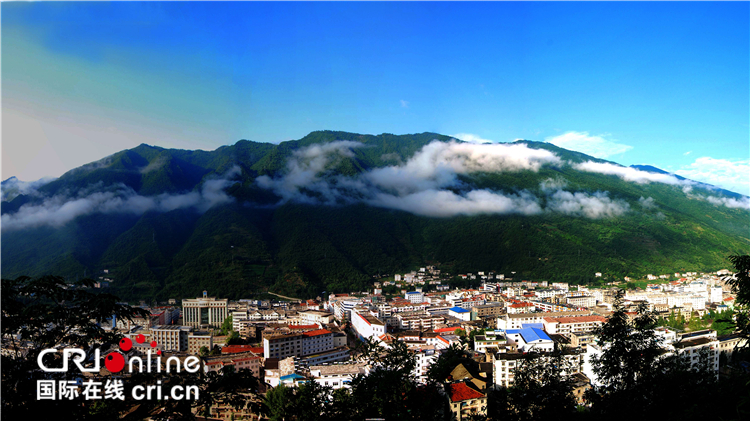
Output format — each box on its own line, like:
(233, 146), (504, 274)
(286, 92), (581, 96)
(204, 352), (263, 379)
(505, 328), (554, 353)
(473, 331), (510, 354)
(718, 334), (747, 361)
(494, 350), (584, 388)
(449, 307), (471, 322)
(310, 362), (367, 389)
(497, 311), (592, 331)
(187, 330), (212, 355)
(447, 382), (487, 421)
(672, 330), (720, 373)
(351, 308), (387, 340)
(405, 291), (425, 304)
(298, 310), (335, 325)
(566, 295), (596, 308)
(543, 315), (606, 335)
(394, 312), (445, 331)
(150, 325), (191, 352)
(470, 303), (505, 320)
(182, 291), (229, 328)
(263, 329), (337, 360)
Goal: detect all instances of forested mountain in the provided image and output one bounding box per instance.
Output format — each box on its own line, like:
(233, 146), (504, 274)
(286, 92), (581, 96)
(2, 131), (748, 301)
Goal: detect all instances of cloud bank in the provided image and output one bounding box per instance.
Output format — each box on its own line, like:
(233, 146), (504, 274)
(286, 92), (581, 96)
(676, 157), (750, 197)
(573, 161), (686, 185)
(451, 133), (495, 144)
(256, 140), (629, 219)
(574, 160), (749, 210)
(2, 166), (241, 231)
(1, 176), (57, 201)
(545, 131), (633, 158)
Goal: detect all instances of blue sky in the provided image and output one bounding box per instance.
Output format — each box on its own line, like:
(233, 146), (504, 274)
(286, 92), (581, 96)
(3, 2), (748, 194)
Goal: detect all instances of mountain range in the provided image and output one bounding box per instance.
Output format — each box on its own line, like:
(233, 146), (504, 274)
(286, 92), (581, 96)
(2, 131), (748, 301)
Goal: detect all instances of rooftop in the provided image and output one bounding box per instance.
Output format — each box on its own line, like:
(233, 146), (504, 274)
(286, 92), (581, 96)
(448, 382), (485, 402)
(673, 337), (716, 349)
(507, 327), (551, 343)
(303, 329), (333, 337)
(543, 315), (607, 324)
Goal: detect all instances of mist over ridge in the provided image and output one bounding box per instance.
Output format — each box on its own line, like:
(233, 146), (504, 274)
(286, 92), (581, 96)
(2, 130), (748, 300)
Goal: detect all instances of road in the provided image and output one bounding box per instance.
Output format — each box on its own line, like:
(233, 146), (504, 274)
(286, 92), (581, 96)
(268, 292), (301, 301)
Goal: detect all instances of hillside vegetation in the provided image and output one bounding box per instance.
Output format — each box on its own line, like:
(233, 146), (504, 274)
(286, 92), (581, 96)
(2, 131), (748, 301)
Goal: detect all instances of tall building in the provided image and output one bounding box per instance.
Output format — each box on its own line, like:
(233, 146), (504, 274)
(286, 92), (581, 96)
(151, 325), (191, 352)
(182, 291), (229, 328)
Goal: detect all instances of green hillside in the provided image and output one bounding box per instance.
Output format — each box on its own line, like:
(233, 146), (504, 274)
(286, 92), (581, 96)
(2, 131), (748, 302)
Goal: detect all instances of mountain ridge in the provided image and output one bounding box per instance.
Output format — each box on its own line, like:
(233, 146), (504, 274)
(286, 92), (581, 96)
(2, 131), (748, 301)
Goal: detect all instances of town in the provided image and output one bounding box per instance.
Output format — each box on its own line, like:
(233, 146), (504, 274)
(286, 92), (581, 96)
(6, 265), (744, 420)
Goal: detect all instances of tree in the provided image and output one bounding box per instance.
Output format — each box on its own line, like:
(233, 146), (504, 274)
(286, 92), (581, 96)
(348, 338), (446, 420)
(1, 275), (148, 419)
(589, 290), (662, 394)
(220, 314), (234, 336)
(502, 349), (579, 421)
(1, 275), (262, 420)
(426, 342), (475, 385)
(724, 255), (750, 346)
(586, 289), (721, 421)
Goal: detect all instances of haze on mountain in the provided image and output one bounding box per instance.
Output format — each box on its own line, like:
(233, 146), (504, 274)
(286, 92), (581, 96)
(2, 131), (748, 301)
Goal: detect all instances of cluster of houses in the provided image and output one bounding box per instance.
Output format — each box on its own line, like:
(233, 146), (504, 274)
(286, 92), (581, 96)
(12, 267), (744, 421)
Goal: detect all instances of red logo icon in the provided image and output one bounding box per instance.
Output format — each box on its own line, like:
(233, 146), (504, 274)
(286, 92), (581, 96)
(104, 352), (125, 373)
(104, 336), (159, 373)
(119, 338), (132, 352)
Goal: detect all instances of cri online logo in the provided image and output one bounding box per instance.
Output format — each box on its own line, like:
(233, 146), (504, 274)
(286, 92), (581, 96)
(104, 335), (160, 373)
(36, 334), (205, 375)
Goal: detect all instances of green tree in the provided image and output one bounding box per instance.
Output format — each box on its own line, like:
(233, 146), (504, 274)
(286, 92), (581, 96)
(1, 276), (148, 419)
(724, 255), (750, 346)
(502, 349), (579, 421)
(587, 289), (722, 421)
(349, 338), (446, 420)
(220, 314), (234, 336)
(1, 275), (262, 420)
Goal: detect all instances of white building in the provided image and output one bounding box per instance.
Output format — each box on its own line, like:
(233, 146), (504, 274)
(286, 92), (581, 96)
(405, 291), (425, 304)
(299, 310), (335, 325)
(672, 330), (720, 373)
(543, 315), (606, 335)
(448, 307), (471, 321)
(150, 325), (191, 352)
(710, 286), (723, 304)
(506, 328), (554, 353)
(351, 308), (387, 340)
(263, 328), (337, 360)
(182, 291), (229, 328)
(310, 362), (368, 389)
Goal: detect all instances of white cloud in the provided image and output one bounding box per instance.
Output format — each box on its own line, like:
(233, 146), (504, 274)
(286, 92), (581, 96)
(676, 157), (750, 196)
(400, 100), (409, 108)
(545, 131), (632, 158)
(638, 196), (657, 209)
(451, 133), (495, 144)
(255, 140), (632, 219)
(575, 160), (750, 211)
(539, 177), (568, 193)
(255, 141), (367, 204)
(684, 151), (692, 156)
(574, 161), (686, 185)
(704, 196), (750, 210)
(1, 166), (241, 231)
(366, 189), (543, 218)
(1, 176), (56, 201)
(546, 190), (630, 219)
